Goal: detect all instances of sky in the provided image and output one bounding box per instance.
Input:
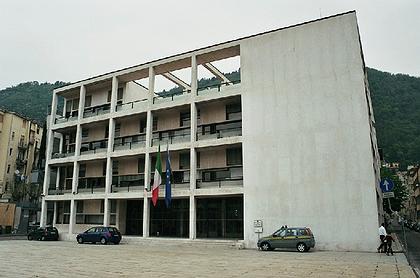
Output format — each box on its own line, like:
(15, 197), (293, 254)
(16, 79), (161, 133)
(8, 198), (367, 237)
(0, 0), (419, 90)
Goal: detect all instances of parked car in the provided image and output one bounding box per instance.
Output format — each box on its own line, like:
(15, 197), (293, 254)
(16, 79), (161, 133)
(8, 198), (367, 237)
(27, 226), (59, 241)
(76, 226), (122, 245)
(257, 227), (315, 252)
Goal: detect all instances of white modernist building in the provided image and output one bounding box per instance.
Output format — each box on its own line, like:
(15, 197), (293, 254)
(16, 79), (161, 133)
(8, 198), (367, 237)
(41, 11), (382, 251)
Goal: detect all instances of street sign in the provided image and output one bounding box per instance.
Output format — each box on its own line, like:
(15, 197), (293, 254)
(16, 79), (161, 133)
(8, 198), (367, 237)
(380, 179), (394, 193)
(383, 192), (395, 198)
(253, 220), (263, 228)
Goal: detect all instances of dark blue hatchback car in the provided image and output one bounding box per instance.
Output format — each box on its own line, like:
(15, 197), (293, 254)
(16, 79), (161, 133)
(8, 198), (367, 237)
(76, 226), (122, 245)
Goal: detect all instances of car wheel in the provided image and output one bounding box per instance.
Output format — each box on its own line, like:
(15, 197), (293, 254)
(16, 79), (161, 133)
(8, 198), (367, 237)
(297, 243), (307, 252)
(41, 236), (46, 241)
(27, 235), (33, 240)
(77, 237), (83, 244)
(100, 237), (107, 245)
(260, 242), (272, 251)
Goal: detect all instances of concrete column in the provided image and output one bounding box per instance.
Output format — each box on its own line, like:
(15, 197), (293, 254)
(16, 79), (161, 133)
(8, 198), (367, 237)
(55, 166), (60, 190)
(75, 124), (82, 157)
(110, 76), (118, 113)
(105, 118), (115, 194)
(103, 198), (110, 227)
(52, 201), (57, 227)
(58, 133), (64, 154)
(189, 196), (196, 239)
(143, 197), (149, 237)
(40, 199), (47, 228)
(71, 161), (79, 194)
(148, 67), (155, 104)
(69, 199), (76, 236)
(191, 55), (198, 95)
(50, 92), (58, 126)
(78, 85), (86, 120)
(62, 98), (67, 117)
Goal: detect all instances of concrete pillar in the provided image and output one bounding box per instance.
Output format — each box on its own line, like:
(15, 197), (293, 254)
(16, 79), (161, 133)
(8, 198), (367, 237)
(143, 197), (149, 237)
(40, 199), (47, 228)
(110, 76), (118, 113)
(58, 133), (64, 154)
(105, 118), (115, 194)
(78, 85), (86, 120)
(62, 98), (67, 117)
(75, 124), (82, 157)
(191, 55), (198, 97)
(52, 201), (57, 227)
(189, 196), (196, 239)
(50, 92), (58, 126)
(55, 166), (61, 192)
(69, 199), (76, 235)
(103, 198), (110, 227)
(71, 161), (79, 194)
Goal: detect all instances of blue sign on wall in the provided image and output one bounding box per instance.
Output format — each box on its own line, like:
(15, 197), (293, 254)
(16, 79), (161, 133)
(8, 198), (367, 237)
(380, 179), (394, 193)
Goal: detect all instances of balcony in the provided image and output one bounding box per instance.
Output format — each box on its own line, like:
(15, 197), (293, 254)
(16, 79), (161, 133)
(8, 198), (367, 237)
(113, 134), (146, 151)
(18, 140), (27, 149)
(197, 79), (240, 96)
(111, 174), (144, 192)
(196, 166), (243, 188)
(197, 119), (242, 141)
(152, 126), (191, 146)
(52, 145), (75, 159)
(153, 90), (190, 105)
(80, 139), (108, 155)
(48, 178), (72, 195)
(116, 98), (148, 112)
(55, 112), (78, 124)
(78, 176), (106, 193)
(83, 103), (111, 118)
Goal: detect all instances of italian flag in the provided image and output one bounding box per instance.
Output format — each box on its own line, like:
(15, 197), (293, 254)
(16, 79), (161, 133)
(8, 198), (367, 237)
(152, 145), (162, 207)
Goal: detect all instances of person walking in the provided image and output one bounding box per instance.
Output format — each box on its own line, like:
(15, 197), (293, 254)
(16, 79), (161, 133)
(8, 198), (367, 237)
(377, 223), (387, 253)
(385, 234), (395, 256)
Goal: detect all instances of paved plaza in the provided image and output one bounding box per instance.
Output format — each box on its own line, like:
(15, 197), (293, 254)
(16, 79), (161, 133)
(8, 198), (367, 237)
(0, 240), (415, 277)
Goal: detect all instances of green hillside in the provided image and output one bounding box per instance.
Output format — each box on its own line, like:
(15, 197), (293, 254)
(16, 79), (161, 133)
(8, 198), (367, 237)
(0, 68), (418, 167)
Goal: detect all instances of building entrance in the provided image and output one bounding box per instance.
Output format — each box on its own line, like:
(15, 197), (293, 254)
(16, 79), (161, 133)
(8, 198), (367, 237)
(197, 196), (243, 239)
(125, 200), (143, 236)
(150, 199), (189, 238)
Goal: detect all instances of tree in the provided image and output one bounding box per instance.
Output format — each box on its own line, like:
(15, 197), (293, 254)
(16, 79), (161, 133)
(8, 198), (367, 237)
(380, 167), (409, 213)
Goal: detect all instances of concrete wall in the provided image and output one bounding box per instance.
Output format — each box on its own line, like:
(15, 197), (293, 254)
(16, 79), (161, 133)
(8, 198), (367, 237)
(82, 124), (107, 141)
(240, 13), (379, 251)
(87, 88), (109, 107)
(198, 149), (226, 169)
(118, 116), (146, 137)
(124, 81), (149, 103)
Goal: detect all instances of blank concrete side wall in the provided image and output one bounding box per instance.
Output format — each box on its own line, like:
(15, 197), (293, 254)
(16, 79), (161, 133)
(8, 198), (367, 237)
(88, 89), (109, 106)
(200, 102), (226, 124)
(84, 125), (107, 141)
(199, 149), (226, 169)
(86, 162), (104, 177)
(241, 13), (379, 251)
(124, 81), (149, 103)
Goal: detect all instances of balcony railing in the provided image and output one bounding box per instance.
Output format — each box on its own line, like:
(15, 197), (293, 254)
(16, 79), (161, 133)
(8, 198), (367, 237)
(78, 176), (105, 193)
(111, 174), (144, 192)
(80, 139), (108, 154)
(55, 112), (78, 124)
(113, 134), (146, 151)
(197, 119), (242, 140)
(197, 79), (240, 95)
(196, 165), (243, 188)
(116, 98), (148, 112)
(153, 89), (190, 104)
(52, 150), (75, 159)
(83, 103), (111, 118)
(152, 126), (191, 146)
(48, 178), (72, 195)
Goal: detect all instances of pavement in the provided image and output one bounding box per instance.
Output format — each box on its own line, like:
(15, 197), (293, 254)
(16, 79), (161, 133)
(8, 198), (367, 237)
(0, 240), (416, 277)
(394, 223), (420, 277)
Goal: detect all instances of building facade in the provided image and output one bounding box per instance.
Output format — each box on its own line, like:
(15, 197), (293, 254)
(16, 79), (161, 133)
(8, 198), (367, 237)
(0, 109), (43, 200)
(41, 11), (382, 251)
(404, 166), (420, 222)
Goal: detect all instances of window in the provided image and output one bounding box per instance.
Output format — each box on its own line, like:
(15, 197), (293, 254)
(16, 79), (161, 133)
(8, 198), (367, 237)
(197, 109), (201, 125)
(152, 116), (158, 131)
(77, 201), (84, 213)
(226, 103), (241, 120)
(180, 111), (190, 127)
(81, 128), (89, 139)
(138, 158), (145, 173)
(107, 90), (112, 103)
(79, 164), (86, 177)
(179, 153), (190, 169)
(102, 162), (107, 176)
(226, 148), (242, 166)
(72, 98), (79, 110)
(105, 126), (109, 138)
(196, 152), (200, 168)
(139, 118), (146, 134)
(117, 88), (123, 100)
(111, 200), (117, 213)
(36, 127), (40, 134)
(100, 200), (104, 213)
(9, 148), (12, 156)
(11, 132), (15, 140)
(7, 165), (10, 174)
(113, 160), (119, 175)
(84, 96), (92, 107)
(115, 123), (121, 137)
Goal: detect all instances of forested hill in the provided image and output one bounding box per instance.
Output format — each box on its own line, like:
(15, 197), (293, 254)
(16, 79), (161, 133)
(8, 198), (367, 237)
(0, 68), (418, 167)
(0, 81), (67, 124)
(367, 68), (420, 168)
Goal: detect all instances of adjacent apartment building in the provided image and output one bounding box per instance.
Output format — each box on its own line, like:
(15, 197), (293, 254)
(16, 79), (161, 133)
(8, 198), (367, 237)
(41, 11), (382, 251)
(0, 109), (43, 200)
